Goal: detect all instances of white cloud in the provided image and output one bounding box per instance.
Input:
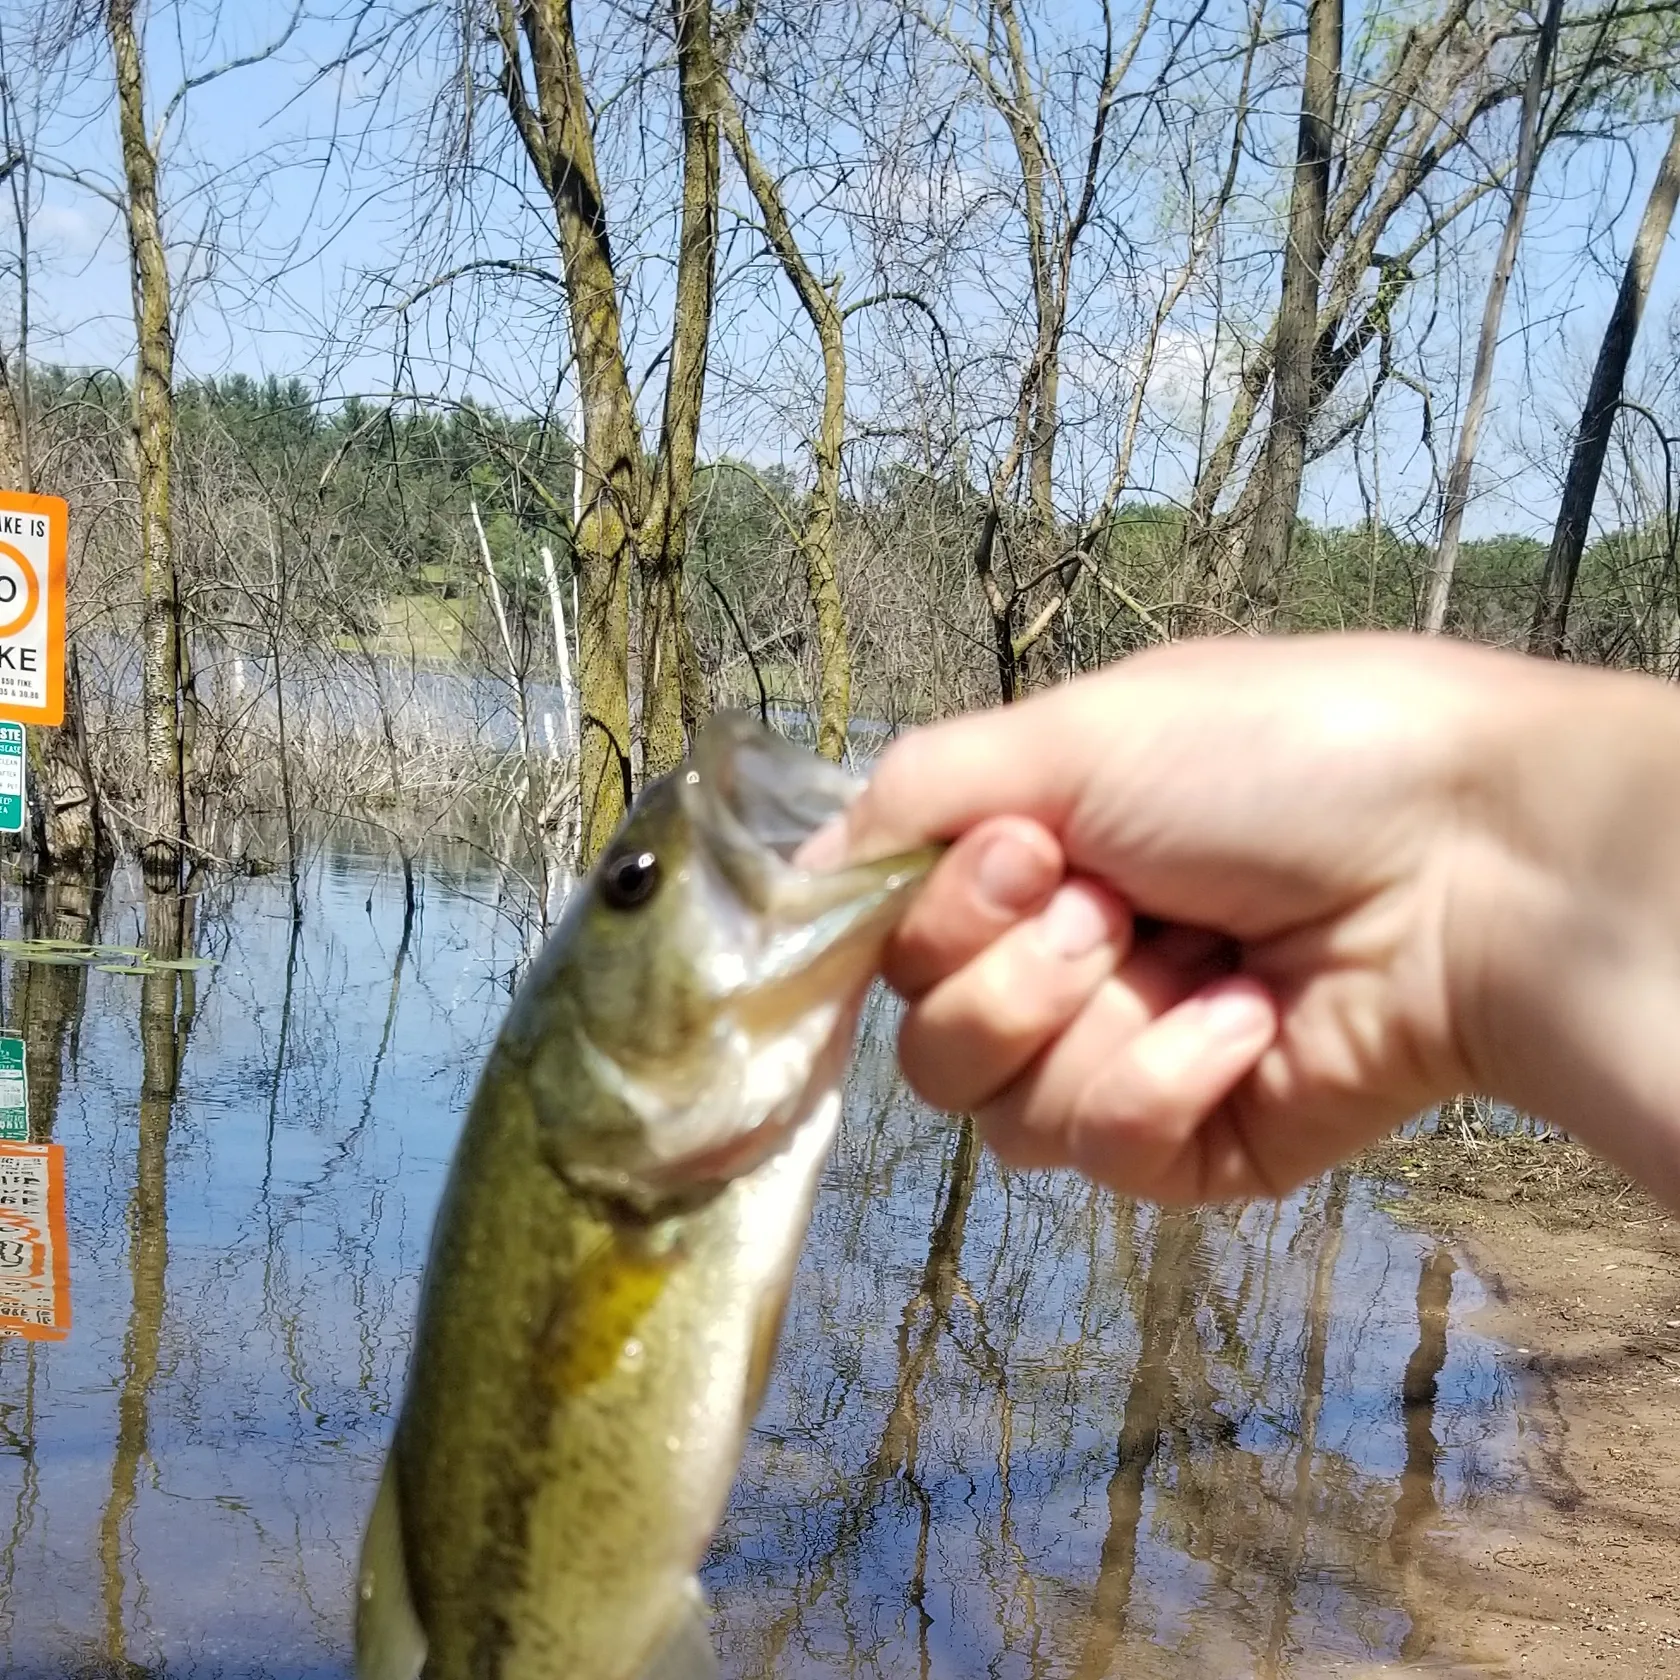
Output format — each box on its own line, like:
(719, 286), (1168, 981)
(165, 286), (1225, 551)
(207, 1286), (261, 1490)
(32, 202), (106, 261)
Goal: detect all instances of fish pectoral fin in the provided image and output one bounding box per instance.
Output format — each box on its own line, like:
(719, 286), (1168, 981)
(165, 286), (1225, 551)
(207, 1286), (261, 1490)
(638, 1581), (719, 1680)
(354, 1456), (428, 1680)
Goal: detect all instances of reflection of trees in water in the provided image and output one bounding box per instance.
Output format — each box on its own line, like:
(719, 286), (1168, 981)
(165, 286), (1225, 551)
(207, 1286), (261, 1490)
(0, 858), (1518, 1677)
(867, 1119), (979, 1487)
(7, 871), (102, 1144)
(712, 1109), (1167, 1678)
(79, 859), (435, 1670)
(1257, 1169), (1349, 1679)
(0, 848), (560, 1671)
(0, 1342), (39, 1653)
(0, 869), (101, 1653)
(217, 866), (435, 1646)
(99, 888), (195, 1670)
(1393, 1244), (1456, 1662)
(1150, 1180), (1435, 1669)
(1072, 1206), (1205, 1680)
(713, 1111), (1501, 1680)
(716, 1117), (985, 1678)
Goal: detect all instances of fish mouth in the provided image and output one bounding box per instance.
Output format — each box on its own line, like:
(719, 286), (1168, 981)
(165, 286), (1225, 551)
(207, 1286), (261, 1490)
(682, 712), (937, 994)
(685, 712), (861, 878)
(574, 714), (937, 1207)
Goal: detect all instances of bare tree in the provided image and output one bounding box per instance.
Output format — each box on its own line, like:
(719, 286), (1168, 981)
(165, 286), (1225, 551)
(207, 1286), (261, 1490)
(910, 0), (1175, 698)
(480, 0), (740, 855)
(0, 56), (103, 867)
(1423, 0), (1564, 634)
(715, 58), (856, 759)
(487, 1), (642, 852)
(1240, 0), (1343, 621)
(640, 0), (724, 770)
(1184, 0), (1641, 608)
(106, 0), (185, 885)
(1530, 112), (1680, 656)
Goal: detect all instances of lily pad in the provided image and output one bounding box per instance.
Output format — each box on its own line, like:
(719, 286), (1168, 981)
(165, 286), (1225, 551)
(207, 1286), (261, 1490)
(0, 938), (218, 976)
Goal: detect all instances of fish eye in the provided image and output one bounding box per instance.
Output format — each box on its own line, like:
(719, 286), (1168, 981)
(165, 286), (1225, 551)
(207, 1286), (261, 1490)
(601, 848), (661, 911)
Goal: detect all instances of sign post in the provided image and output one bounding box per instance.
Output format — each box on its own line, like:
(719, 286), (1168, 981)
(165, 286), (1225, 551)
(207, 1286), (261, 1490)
(0, 491), (67, 729)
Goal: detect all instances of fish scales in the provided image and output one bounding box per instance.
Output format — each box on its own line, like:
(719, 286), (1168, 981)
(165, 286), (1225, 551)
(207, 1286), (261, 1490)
(397, 1083), (835, 1678)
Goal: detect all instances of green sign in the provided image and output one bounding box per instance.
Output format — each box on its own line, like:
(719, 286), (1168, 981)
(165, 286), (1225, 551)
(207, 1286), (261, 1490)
(0, 723), (22, 835)
(0, 1037), (27, 1141)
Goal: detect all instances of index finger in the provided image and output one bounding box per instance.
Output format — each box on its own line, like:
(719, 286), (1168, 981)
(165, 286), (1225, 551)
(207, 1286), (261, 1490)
(883, 815), (1063, 998)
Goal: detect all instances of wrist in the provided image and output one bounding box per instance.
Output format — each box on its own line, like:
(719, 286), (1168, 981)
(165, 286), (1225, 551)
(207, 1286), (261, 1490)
(1452, 656), (1680, 1201)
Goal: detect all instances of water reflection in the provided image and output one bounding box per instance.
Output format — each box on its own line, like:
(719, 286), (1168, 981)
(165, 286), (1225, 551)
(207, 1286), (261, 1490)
(1073, 1203), (1201, 1680)
(0, 845), (1522, 1678)
(100, 887), (196, 1671)
(8, 870), (100, 1139)
(1392, 1244), (1457, 1664)
(711, 1052), (1520, 1680)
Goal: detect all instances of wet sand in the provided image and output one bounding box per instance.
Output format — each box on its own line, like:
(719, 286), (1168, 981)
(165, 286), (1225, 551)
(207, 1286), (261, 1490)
(1367, 1134), (1680, 1676)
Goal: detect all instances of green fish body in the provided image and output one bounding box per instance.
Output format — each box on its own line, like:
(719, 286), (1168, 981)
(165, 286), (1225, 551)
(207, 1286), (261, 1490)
(356, 716), (932, 1680)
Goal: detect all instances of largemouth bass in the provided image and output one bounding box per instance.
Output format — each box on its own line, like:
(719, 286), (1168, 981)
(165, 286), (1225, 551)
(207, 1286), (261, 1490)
(355, 714), (935, 1680)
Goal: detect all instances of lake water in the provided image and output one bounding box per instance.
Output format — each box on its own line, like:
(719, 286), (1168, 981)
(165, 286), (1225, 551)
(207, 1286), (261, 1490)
(0, 841), (1524, 1678)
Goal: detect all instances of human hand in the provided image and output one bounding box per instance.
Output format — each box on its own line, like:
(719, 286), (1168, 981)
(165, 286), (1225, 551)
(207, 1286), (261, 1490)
(822, 633), (1680, 1205)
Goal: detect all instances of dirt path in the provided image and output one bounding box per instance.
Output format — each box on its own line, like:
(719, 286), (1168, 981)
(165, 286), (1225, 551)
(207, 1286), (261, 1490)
(1360, 1134), (1680, 1676)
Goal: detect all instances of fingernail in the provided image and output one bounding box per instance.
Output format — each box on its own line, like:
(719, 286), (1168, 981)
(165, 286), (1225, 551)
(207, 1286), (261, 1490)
(1197, 988), (1273, 1045)
(1038, 883), (1112, 959)
(976, 834), (1052, 913)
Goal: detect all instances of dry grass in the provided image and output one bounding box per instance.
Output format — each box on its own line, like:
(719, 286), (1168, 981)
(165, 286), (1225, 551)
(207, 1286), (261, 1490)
(1361, 1129), (1664, 1233)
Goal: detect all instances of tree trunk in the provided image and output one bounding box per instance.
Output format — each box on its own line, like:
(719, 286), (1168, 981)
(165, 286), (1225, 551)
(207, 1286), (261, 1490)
(719, 91), (853, 760)
(1186, 336), (1273, 596)
(639, 0), (720, 780)
(995, 0), (1059, 542)
(1241, 0), (1342, 622)
(501, 0), (641, 859)
(496, 0), (730, 845)
(1530, 113), (1680, 658)
(971, 510), (1020, 703)
(29, 644), (106, 873)
(1423, 0), (1562, 634)
(108, 0), (185, 888)
(803, 300), (852, 761)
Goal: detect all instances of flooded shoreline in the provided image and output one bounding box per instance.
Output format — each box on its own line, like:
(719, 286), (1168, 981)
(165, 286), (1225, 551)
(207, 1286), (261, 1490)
(0, 843), (1597, 1677)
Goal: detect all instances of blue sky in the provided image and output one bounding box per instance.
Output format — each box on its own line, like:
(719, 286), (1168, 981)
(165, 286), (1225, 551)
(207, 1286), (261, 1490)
(3, 0), (1677, 545)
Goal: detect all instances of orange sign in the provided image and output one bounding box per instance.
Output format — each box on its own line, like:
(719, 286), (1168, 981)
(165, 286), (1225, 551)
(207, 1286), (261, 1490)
(0, 491), (66, 727)
(0, 1142), (71, 1341)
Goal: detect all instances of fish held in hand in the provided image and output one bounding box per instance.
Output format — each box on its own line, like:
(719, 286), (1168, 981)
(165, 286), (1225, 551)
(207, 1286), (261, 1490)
(355, 714), (936, 1680)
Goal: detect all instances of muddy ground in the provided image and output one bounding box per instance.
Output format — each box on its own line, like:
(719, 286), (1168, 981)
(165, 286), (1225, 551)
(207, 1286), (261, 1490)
(1359, 1131), (1680, 1676)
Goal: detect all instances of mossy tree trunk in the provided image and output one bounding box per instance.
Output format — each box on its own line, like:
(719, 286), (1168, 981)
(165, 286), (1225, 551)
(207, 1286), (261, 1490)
(108, 0), (186, 886)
